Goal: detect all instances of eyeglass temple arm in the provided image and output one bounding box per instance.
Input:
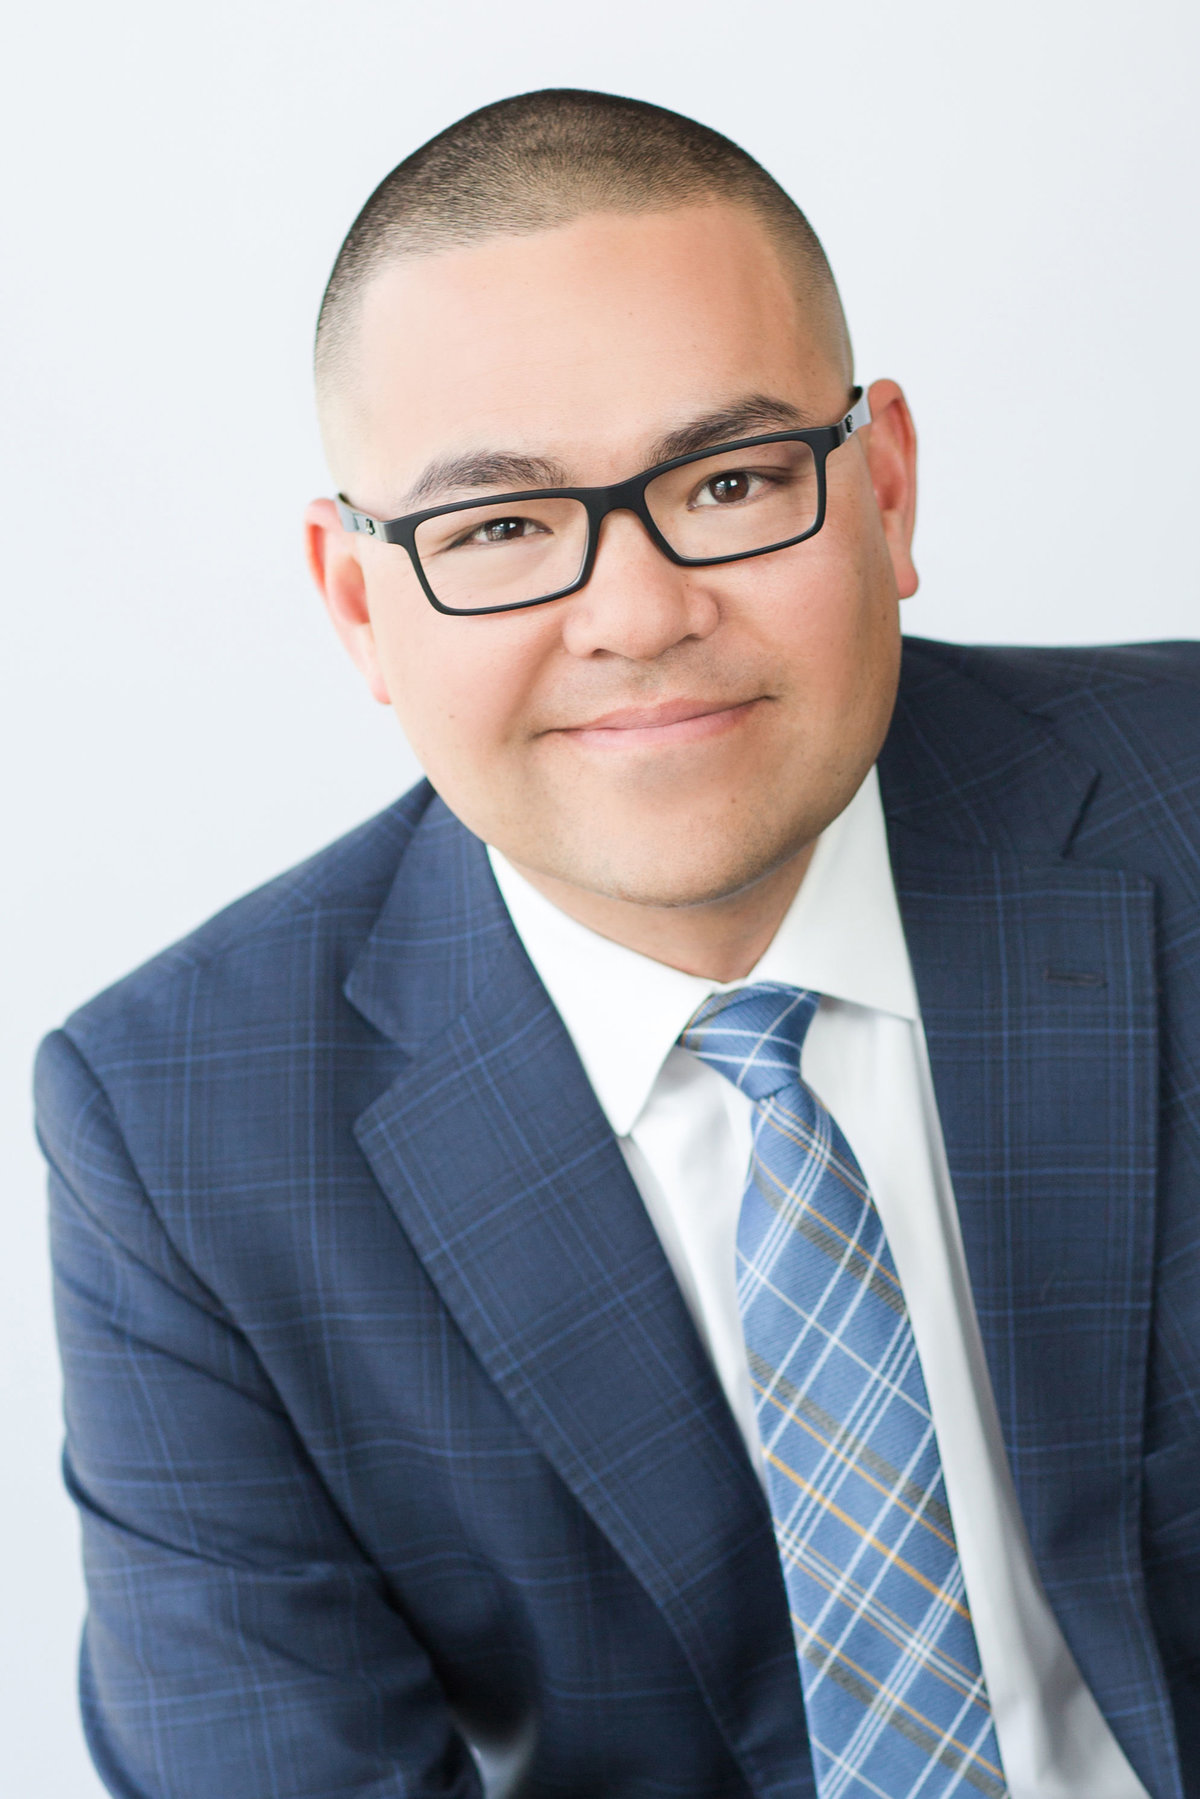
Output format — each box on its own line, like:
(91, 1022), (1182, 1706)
(839, 387), (871, 440)
(335, 497), (388, 537)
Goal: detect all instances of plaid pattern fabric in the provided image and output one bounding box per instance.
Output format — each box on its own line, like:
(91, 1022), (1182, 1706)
(683, 983), (1007, 1799)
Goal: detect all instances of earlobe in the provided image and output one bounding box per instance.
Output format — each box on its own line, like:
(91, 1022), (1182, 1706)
(304, 499), (392, 705)
(863, 380), (919, 600)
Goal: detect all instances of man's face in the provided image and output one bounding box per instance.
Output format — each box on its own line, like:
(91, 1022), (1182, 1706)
(312, 201), (916, 910)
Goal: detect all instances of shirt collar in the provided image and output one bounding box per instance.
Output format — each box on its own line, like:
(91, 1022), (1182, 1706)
(487, 765), (918, 1138)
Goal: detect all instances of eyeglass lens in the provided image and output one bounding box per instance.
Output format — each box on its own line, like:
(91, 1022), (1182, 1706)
(411, 439), (820, 613)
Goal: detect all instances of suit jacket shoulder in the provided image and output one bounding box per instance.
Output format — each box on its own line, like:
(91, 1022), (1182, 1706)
(894, 636), (1200, 891)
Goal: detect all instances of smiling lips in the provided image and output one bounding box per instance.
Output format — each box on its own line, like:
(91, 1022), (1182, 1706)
(558, 696), (763, 748)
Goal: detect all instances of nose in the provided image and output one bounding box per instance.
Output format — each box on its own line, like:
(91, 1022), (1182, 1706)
(559, 507), (720, 661)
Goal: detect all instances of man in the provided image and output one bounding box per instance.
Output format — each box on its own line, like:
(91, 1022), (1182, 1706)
(35, 88), (1199, 1799)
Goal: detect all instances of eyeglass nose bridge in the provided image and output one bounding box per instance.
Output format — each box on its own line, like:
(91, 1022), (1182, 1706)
(571, 471), (683, 589)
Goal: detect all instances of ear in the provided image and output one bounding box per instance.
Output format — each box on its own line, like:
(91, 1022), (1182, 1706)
(304, 499), (391, 705)
(862, 379), (918, 599)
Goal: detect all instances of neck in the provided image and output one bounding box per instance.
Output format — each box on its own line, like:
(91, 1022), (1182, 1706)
(505, 841), (815, 983)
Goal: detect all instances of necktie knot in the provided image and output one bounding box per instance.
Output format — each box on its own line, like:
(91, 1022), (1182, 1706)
(680, 981), (819, 1103)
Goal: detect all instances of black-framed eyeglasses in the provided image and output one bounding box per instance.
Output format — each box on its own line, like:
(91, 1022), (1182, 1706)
(336, 387), (870, 617)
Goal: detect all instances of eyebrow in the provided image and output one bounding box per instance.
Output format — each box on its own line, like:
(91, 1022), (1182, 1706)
(646, 395), (818, 465)
(399, 394), (820, 511)
(404, 450), (568, 508)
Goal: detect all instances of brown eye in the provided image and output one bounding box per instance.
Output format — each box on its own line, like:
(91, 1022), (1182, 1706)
(448, 515), (551, 550)
(707, 472), (751, 505)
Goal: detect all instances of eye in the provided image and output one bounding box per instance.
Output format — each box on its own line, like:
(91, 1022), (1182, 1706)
(691, 469), (767, 508)
(456, 515), (549, 547)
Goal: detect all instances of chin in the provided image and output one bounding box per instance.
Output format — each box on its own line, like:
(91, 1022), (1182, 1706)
(566, 827), (804, 911)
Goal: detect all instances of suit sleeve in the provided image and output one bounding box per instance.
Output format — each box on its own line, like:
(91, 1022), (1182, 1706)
(36, 1027), (483, 1799)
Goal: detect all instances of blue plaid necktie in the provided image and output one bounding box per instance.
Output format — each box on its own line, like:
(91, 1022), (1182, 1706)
(682, 982), (1008, 1799)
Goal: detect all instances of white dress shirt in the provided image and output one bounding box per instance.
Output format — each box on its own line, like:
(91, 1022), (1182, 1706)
(488, 767), (1147, 1799)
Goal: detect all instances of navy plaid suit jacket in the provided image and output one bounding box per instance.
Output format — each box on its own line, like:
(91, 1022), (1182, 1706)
(36, 638), (1200, 1799)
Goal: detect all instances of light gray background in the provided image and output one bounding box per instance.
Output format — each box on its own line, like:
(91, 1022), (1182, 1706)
(3, 1), (1196, 1791)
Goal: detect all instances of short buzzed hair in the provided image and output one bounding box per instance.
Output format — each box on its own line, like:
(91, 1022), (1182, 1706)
(314, 88), (851, 425)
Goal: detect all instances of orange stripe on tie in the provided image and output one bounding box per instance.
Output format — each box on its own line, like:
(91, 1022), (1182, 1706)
(765, 1449), (972, 1623)
(794, 1622), (1006, 1783)
(753, 1375), (958, 1554)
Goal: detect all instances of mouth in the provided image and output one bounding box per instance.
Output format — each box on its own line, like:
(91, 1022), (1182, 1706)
(554, 695), (766, 750)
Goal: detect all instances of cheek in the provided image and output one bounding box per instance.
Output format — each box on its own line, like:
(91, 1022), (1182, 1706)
(739, 506), (898, 733)
(366, 573), (549, 779)
(750, 535), (876, 666)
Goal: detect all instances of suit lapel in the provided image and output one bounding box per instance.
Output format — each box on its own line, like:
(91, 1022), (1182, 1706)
(880, 642), (1181, 1799)
(345, 797), (806, 1795)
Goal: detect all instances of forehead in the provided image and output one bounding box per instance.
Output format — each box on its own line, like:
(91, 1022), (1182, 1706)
(335, 203), (845, 499)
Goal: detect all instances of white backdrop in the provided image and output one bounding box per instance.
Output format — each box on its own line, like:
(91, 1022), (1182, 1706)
(3, 2), (1197, 1791)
